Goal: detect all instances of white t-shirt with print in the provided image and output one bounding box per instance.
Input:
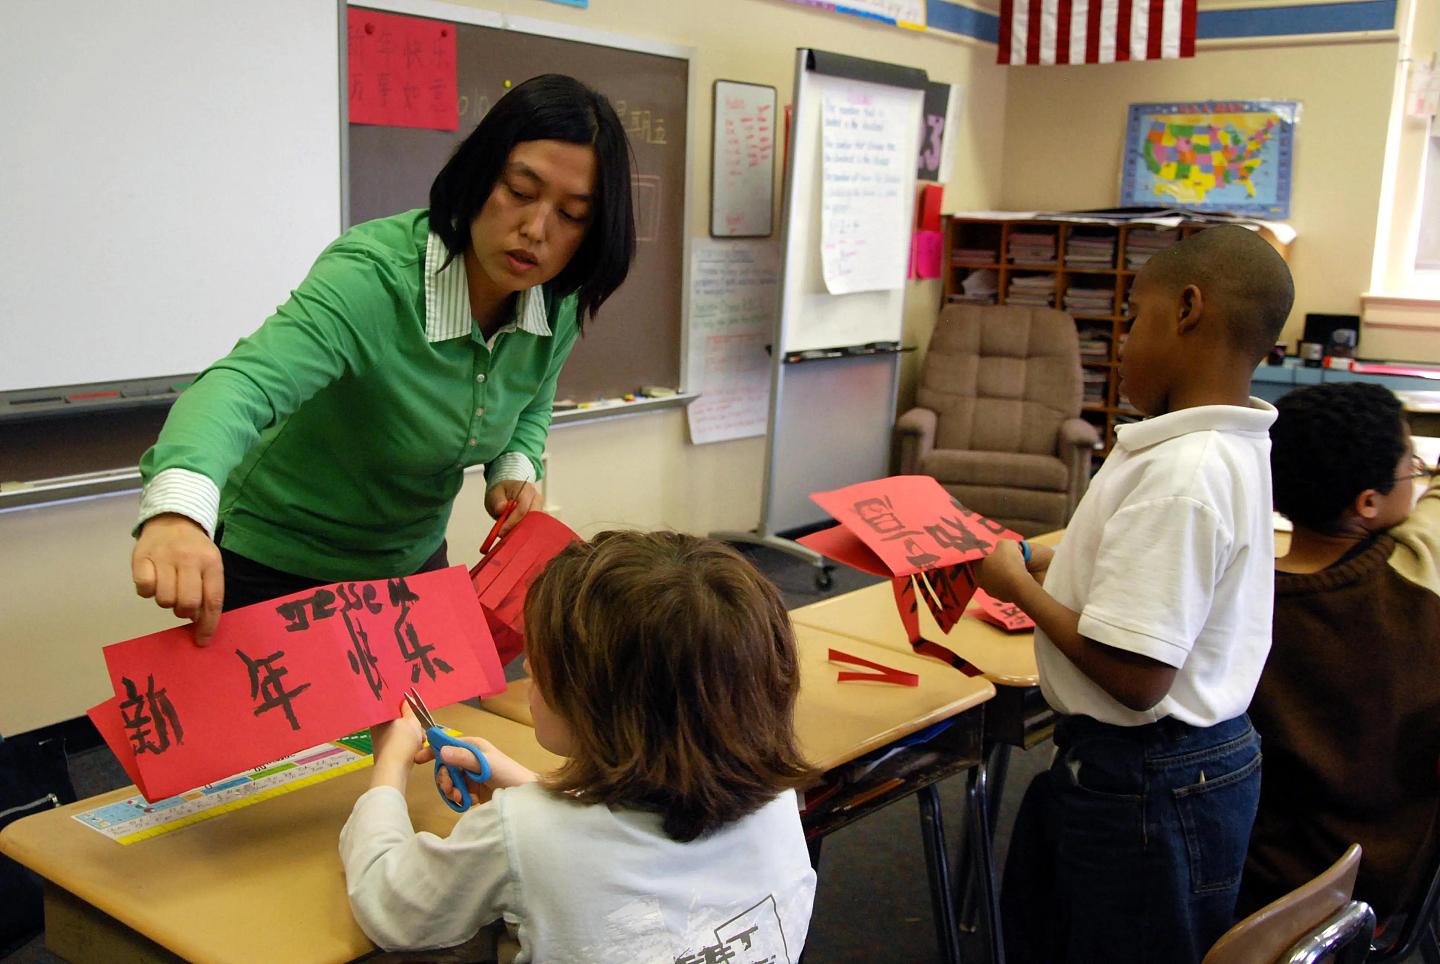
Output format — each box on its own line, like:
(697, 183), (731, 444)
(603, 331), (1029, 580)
(340, 782), (816, 964)
(1035, 398), (1277, 727)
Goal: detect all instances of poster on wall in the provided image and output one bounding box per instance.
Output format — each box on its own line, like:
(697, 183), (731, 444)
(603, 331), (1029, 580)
(1119, 100), (1298, 219)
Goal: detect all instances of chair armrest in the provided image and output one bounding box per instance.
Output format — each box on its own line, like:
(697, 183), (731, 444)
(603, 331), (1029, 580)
(1057, 418), (1099, 523)
(895, 407), (937, 475)
(1058, 418), (1100, 458)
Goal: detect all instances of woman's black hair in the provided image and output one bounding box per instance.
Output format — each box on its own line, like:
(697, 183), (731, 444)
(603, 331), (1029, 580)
(1271, 382), (1407, 531)
(429, 74), (635, 326)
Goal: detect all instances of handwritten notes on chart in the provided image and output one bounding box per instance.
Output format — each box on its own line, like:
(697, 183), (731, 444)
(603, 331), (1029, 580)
(89, 566), (504, 801)
(712, 81), (776, 237)
(347, 8), (458, 131)
(821, 86), (917, 294)
(687, 240), (780, 444)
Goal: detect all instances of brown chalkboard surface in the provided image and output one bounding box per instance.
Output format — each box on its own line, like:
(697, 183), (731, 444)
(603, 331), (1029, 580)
(348, 11), (689, 402)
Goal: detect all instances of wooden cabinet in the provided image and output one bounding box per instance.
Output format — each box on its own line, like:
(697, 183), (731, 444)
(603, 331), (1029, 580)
(942, 216), (1285, 454)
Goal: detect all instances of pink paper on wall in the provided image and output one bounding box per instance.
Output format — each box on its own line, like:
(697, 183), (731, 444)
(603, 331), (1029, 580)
(93, 566), (502, 801)
(914, 230), (943, 279)
(347, 8), (458, 132)
(470, 511), (580, 666)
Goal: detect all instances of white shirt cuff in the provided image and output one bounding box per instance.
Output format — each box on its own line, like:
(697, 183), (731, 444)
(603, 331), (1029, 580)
(484, 452), (538, 488)
(135, 468), (222, 539)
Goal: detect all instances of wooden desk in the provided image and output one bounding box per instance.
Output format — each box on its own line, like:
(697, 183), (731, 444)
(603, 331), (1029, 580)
(0, 709), (560, 964)
(5, 629), (995, 964)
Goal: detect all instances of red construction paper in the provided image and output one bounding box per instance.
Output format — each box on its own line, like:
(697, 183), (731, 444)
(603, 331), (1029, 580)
(808, 476), (1022, 578)
(892, 575), (983, 676)
(917, 184), (944, 232)
(94, 566), (502, 801)
(470, 511), (579, 665)
(346, 8), (457, 132)
(914, 230), (943, 279)
(971, 589), (1036, 632)
(917, 562), (978, 633)
(828, 648), (920, 687)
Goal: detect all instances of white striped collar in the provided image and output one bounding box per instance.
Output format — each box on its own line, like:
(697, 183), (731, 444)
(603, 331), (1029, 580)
(423, 231), (552, 343)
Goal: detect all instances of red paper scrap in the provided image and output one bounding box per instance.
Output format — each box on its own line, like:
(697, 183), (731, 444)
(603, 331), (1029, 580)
(470, 511), (580, 666)
(828, 648), (920, 687)
(971, 589), (1036, 632)
(804, 476), (1022, 579)
(93, 566), (502, 802)
(346, 8), (458, 132)
(892, 575), (984, 676)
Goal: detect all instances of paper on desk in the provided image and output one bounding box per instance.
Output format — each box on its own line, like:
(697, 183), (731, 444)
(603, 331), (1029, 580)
(90, 566), (504, 802)
(470, 511), (579, 666)
(970, 589), (1035, 631)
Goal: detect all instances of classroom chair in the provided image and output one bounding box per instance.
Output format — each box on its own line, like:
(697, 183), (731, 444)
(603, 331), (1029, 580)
(896, 304), (1098, 537)
(1203, 843), (1374, 964)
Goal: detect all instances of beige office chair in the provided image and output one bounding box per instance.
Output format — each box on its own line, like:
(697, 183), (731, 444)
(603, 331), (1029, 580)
(896, 304), (1099, 536)
(1203, 843), (1375, 964)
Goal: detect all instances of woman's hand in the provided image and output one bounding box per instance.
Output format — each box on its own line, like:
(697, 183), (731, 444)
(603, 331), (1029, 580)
(369, 702), (426, 791)
(131, 513), (225, 646)
(417, 734), (538, 808)
(484, 480), (541, 540)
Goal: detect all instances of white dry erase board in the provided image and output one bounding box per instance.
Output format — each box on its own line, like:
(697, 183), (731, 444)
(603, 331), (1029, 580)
(710, 80), (777, 238)
(0, 0), (342, 394)
(777, 56), (923, 354)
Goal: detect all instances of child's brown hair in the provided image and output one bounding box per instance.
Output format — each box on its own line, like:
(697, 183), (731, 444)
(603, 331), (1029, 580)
(523, 530), (814, 842)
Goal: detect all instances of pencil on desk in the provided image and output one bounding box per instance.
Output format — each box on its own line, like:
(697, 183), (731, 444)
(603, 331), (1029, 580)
(835, 777), (906, 813)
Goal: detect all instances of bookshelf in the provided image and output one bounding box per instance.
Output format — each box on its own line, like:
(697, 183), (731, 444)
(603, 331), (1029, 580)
(942, 215), (1286, 454)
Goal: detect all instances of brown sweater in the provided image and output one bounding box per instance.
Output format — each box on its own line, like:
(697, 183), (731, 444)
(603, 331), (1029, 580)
(1241, 479), (1440, 922)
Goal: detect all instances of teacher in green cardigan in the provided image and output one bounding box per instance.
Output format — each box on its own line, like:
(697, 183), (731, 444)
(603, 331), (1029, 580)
(130, 74), (635, 645)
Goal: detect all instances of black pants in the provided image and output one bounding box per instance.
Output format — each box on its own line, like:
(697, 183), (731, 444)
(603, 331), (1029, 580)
(218, 531), (450, 611)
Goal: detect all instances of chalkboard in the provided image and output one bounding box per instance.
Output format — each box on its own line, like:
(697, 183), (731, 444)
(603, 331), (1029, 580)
(347, 7), (691, 402)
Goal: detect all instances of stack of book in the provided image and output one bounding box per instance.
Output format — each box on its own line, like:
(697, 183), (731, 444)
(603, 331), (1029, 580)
(1063, 287), (1115, 317)
(947, 268), (999, 305)
(1064, 234), (1117, 269)
(1006, 274), (1055, 307)
(1082, 370), (1108, 406)
(1007, 231), (1057, 266)
(1125, 229), (1180, 270)
(1077, 327), (1112, 363)
(952, 245), (998, 267)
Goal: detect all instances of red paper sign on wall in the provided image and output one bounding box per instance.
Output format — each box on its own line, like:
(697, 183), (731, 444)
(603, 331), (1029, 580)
(347, 8), (458, 132)
(90, 566), (503, 801)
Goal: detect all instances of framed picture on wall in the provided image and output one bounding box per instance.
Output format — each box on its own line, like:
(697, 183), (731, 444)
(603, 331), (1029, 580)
(1119, 100), (1298, 218)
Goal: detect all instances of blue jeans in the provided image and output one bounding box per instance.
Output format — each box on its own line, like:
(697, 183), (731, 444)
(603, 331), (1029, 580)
(1002, 713), (1262, 963)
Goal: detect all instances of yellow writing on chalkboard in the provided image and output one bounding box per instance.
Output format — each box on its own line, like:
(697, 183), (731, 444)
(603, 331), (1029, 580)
(613, 101), (668, 145)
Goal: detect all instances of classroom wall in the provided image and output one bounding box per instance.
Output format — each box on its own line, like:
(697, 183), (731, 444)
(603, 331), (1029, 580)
(1, 0), (1007, 736)
(999, 35), (1399, 349)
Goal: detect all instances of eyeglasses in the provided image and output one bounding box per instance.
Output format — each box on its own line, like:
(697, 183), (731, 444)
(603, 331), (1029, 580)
(1398, 454), (1436, 482)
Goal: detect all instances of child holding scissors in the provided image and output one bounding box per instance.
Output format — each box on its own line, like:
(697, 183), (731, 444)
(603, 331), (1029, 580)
(340, 530), (817, 962)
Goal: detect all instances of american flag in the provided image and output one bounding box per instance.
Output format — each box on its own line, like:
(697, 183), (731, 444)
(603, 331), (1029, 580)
(998, 0), (1197, 66)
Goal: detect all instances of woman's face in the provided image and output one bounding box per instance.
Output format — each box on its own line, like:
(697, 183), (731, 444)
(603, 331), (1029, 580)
(467, 139), (597, 300)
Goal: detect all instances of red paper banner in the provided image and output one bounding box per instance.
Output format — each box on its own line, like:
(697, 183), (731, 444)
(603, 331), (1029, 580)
(346, 8), (458, 132)
(805, 476), (1021, 578)
(971, 589), (1036, 632)
(91, 566), (502, 801)
(470, 511), (580, 665)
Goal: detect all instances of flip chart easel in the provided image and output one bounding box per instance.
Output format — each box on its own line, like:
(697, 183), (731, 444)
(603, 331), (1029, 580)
(715, 50), (926, 585)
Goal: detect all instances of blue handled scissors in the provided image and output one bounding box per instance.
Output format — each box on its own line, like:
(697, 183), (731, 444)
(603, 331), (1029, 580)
(404, 688), (492, 814)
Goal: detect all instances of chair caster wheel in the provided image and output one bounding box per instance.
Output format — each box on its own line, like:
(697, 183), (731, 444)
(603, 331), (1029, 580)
(815, 569), (834, 590)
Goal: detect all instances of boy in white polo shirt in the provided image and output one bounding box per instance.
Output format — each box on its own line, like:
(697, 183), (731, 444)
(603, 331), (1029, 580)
(975, 225), (1292, 963)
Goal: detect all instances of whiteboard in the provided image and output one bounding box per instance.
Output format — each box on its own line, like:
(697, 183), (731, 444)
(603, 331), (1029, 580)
(710, 81), (776, 238)
(777, 68), (922, 353)
(0, 0), (342, 393)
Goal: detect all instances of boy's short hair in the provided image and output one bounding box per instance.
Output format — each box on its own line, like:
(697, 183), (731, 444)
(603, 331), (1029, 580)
(1144, 224), (1294, 363)
(1271, 382), (1407, 531)
(523, 530), (813, 842)
(428, 73), (636, 327)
